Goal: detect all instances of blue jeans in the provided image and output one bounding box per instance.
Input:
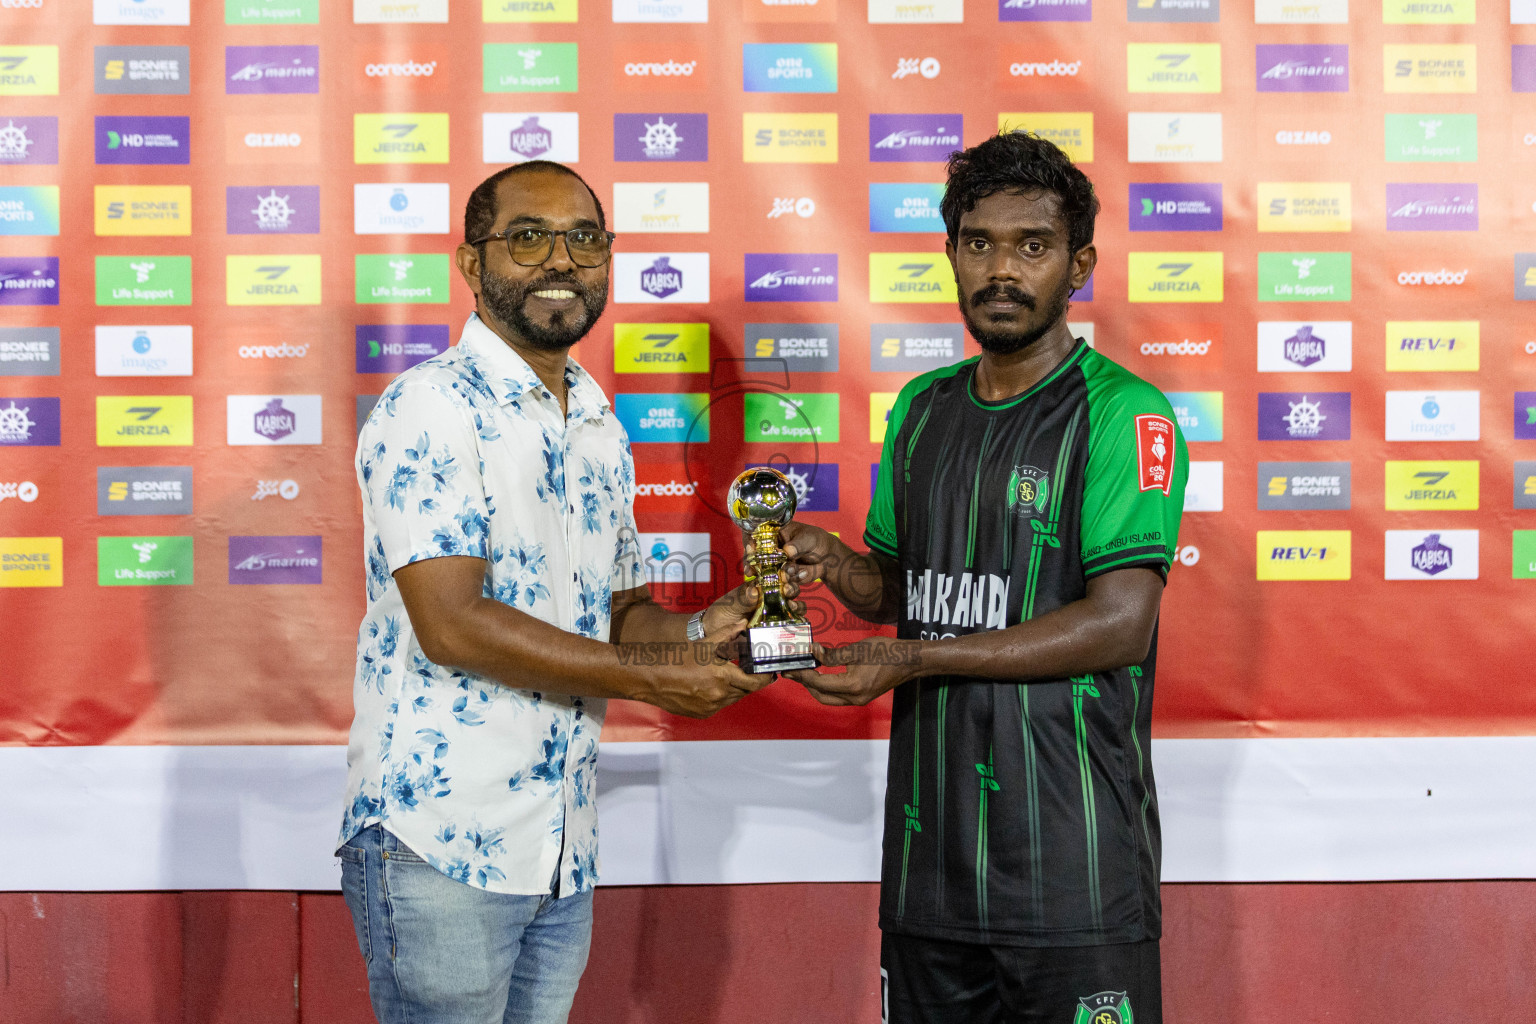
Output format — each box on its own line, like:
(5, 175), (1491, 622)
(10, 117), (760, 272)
(339, 824), (593, 1024)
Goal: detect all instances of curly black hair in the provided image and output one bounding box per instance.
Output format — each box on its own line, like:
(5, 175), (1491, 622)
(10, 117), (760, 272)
(940, 131), (1099, 254)
(463, 161), (607, 244)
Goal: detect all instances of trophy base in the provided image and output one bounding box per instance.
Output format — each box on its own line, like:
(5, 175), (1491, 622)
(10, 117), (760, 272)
(738, 622), (817, 674)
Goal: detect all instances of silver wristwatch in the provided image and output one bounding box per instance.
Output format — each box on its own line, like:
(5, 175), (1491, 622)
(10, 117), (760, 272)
(686, 611), (707, 641)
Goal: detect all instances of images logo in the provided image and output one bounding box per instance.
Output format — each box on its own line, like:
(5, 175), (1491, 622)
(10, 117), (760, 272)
(1384, 461), (1479, 511)
(1256, 530), (1352, 581)
(483, 43), (577, 92)
(1384, 45), (1476, 93)
(1184, 460), (1223, 511)
(96, 45), (189, 95)
(745, 254), (839, 302)
(1258, 392), (1350, 441)
(0, 326), (58, 376)
(869, 183), (945, 233)
(94, 0), (188, 24)
(743, 43), (837, 93)
(355, 114), (449, 164)
(0, 46), (58, 95)
(227, 186), (320, 235)
(870, 114), (962, 162)
(0, 256), (58, 306)
(613, 182), (710, 233)
(355, 254), (448, 304)
(1129, 0), (1217, 21)
(614, 393), (709, 443)
(483, 112), (579, 163)
(1129, 183), (1221, 231)
(95, 116), (189, 166)
(1384, 390), (1480, 441)
(1384, 113), (1476, 162)
(1386, 184), (1477, 231)
(744, 393), (840, 442)
(1256, 44), (1348, 92)
(1257, 321), (1352, 372)
(615, 113), (708, 161)
(0, 186), (57, 236)
(744, 113), (838, 163)
(227, 395), (322, 446)
(1126, 44), (1221, 93)
(483, 0), (578, 21)
(96, 396), (193, 447)
(1128, 252), (1224, 302)
(98, 536), (193, 587)
(1002, 0), (1091, 22)
(0, 116), (56, 164)
(95, 325), (193, 376)
(1127, 112), (1223, 162)
(226, 45), (319, 94)
(871, 323), (964, 372)
(614, 253), (709, 303)
(614, 0), (708, 20)
(614, 323), (709, 373)
(354, 183), (450, 235)
(869, 254), (956, 304)
(0, 537), (60, 588)
(997, 113), (1093, 162)
(1257, 461), (1351, 510)
(229, 0), (320, 23)
(94, 186), (191, 237)
(1162, 391), (1223, 442)
(0, 396), (58, 445)
(1386, 321), (1479, 372)
(1385, 530), (1478, 580)
(1256, 252), (1351, 301)
(356, 324), (450, 374)
(746, 323), (839, 372)
(229, 536), (322, 584)
(745, 462), (839, 511)
(228, 255), (322, 306)
(639, 533), (713, 583)
(96, 256), (190, 306)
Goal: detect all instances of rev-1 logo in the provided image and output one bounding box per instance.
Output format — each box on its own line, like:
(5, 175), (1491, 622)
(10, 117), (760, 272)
(768, 197), (815, 219)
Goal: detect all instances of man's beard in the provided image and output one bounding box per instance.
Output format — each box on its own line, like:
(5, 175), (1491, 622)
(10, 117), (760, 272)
(960, 276), (1072, 356)
(480, 266), (608, 351)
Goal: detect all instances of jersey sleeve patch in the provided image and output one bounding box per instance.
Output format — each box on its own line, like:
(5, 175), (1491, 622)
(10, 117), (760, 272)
(1135, 414), (1176, 496)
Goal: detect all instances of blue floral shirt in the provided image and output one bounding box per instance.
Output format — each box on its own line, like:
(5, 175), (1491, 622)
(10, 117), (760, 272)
(340, 313), (644, 896)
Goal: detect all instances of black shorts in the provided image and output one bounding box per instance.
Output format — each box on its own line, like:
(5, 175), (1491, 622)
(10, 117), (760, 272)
(880, 931), (1161, 1024)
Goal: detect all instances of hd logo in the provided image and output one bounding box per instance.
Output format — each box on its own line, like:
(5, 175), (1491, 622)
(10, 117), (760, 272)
(1257, 530), (1352, 581)
(227, 255), (321, 306)
(354, 114), (449, 164)
(1126, 44), (1221, 93)
(614, 323), (709, 373)
(1257, 183), (1351, 232)
(1128, 253), (1224, 302)
(869, 254), (956, 303)
(1384, 461), (1479, 511)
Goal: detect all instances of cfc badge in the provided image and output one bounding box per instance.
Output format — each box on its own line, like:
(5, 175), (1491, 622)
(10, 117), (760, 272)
(1074, 992), (1133, 1024)
(1136, 414), (1176, 494)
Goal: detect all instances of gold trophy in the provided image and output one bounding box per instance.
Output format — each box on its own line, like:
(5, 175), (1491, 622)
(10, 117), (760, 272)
(727, 467), (817, 673)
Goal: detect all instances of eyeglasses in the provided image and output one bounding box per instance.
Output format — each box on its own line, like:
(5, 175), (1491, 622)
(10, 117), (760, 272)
(469, 226), (617, 268)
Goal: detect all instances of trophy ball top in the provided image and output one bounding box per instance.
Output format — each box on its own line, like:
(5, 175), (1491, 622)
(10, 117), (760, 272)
(727, 467), (798, 529)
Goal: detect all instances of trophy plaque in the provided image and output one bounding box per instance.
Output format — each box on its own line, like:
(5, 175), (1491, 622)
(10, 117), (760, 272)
(727, 467), (818, 674)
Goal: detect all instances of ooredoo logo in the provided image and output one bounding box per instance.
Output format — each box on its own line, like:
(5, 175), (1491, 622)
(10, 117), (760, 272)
(1396, 269), (1467, 286)
(1129, 321), (1222, 368)
(615, 45), (705, 90)
(634, 462), (702, 512)
(1008, 59), (1081, 77)
(357, 45), (448, 90)
(625, 59), (697, 77)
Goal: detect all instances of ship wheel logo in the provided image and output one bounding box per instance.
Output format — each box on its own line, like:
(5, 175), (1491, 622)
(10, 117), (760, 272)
(0, 120), (32, 161)
(252, 189), (295, 231)
(639, 117), (682, 159)
(0, 400), (37, 444)
(1283, 395), (1326, 437)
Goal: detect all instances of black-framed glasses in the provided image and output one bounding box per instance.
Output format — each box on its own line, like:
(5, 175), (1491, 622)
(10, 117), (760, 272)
(469, 226), (617, 268)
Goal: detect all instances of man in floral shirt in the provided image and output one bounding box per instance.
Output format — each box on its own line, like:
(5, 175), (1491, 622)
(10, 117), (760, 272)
(339, 162), (772, 1024)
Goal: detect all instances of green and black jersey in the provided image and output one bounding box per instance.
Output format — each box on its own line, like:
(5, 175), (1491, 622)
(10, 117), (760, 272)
(864, 340), (1188, 948)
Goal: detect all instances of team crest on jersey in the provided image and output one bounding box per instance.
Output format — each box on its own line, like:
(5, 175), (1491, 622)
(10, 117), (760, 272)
(1135, 414), (1176, 495)
(1007, 464), (1050, 517)
(1073, 991), (1133, 1024)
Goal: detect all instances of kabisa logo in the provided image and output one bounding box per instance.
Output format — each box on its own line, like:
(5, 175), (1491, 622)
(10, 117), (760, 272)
(226, 45), (319, 95)
(869, 183), (945, 233)
(1412, 534), (1453, 576)
(1006, 465), (1051, 517)
(356, 324), (450, 373)
(227, 186), (320, 234)
(228, 255), (322, 306)
(615, 113), (707, 161)
(870, 114), (963, 162)
(1386, 184), (1477, 231)
(768, 197), (816, 219)
(1256, 45), (1348, 92)
(229, 536), (322, 585)
(1072, 992), (1133, 1024)
(642, 256), (683, 299)
(1256, 530), (1353, 581)
(1284, 324), (1325, 367)
(509, 116), (552, 158)
(96, 46), (190, 95)
(1130, 183), (1222, 231)
(1255, 320), (1356, 372)
(0, 256), (59, 306)
(747, 323), (840, 371)
(1002, 0), (1091, 22)
(96, 396), (193, 447)
(0, 117), (55, 165)
(355, 113), (449, 164)
(228, 394), (322, 445)
(0, 396), (58, 445)
(745, 254), (839, 302)
(1128, 252), (1223, 302)
(893, 57), (941, 80)
(1257, 392), (1351, 440)
(254, 398), (294, 441)
(1384, 530), (1479, 580)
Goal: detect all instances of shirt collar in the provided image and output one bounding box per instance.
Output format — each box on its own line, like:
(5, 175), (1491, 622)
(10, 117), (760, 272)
(457, 313), (611, 423)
